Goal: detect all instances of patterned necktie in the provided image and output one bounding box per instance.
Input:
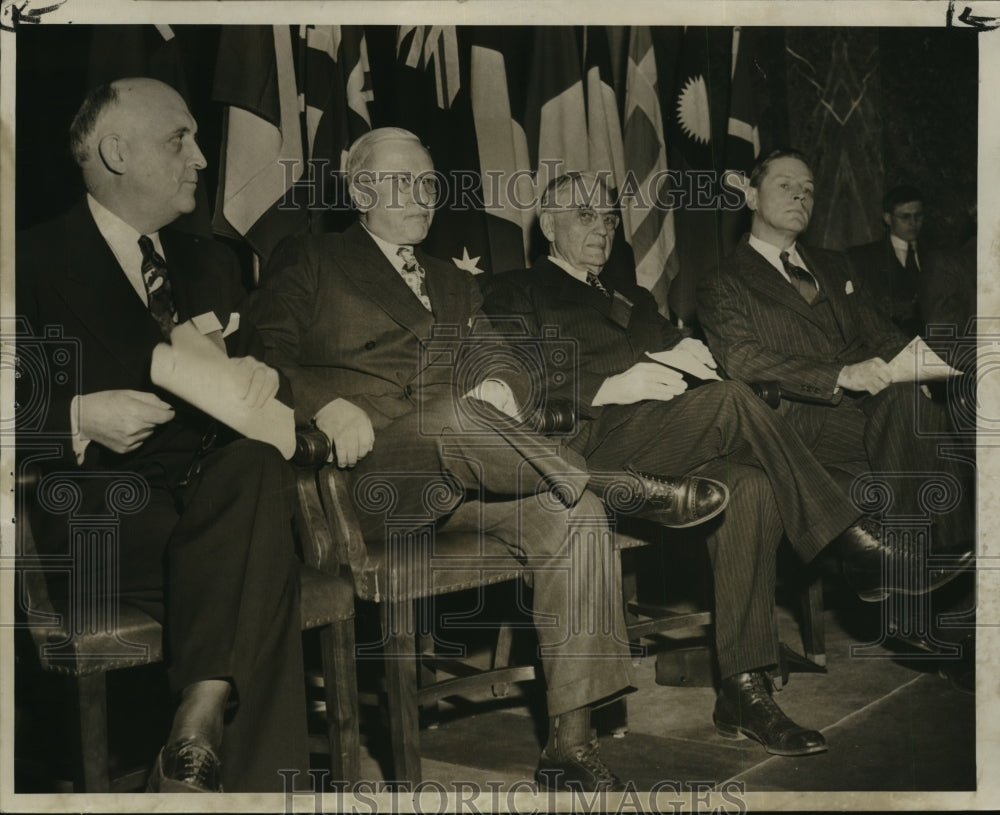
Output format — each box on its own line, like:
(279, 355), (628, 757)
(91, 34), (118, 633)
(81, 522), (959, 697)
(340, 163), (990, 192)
(138, 235), (178, 339)
(396, 246), (433, 311)
(586, 272), (611, 298)
(905, 241), (919, 275)
(779, 250), (818, 305)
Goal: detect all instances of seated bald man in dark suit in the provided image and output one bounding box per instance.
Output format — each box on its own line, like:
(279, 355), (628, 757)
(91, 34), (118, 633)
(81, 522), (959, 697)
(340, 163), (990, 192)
(479, 171), (958, 758)
(697, 148), (974, 591)
(248, 128), (734, 792)
(17, 78), (307, 792)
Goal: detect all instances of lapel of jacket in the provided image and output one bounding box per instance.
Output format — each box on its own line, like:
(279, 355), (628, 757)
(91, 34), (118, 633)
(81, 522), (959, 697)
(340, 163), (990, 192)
(338, 222), (436, 341)
(736, 238), (832, 331)
(59, 200), (161, 376)
(159, 228), (232, 329)
(535, 257), (617, 317)
(796, 244), (855, 340)
(420, 248), (468, 328)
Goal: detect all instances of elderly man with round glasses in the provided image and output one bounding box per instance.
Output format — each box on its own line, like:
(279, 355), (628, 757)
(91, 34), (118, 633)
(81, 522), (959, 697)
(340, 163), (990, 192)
(480, 170), (945, 758)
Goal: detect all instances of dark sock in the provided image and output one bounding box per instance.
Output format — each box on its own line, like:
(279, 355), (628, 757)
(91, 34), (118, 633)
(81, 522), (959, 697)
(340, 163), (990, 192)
(546, 706), (592, 758)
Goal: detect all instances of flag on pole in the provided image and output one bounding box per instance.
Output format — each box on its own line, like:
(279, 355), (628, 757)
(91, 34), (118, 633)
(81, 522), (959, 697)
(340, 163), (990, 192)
(298, 25), (374, 233)
(721, 25), (763, 253)
(621, 26), (677, 312)
(660, 25), (730, 323)
(469, 26), (536, 274)
(585, 26), (627, 193)
(525, 28), (589, 195)
(213, 25), (305, 266)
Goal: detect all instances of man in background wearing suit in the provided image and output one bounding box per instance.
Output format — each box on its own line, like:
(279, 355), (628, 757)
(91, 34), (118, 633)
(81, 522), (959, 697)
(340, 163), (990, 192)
(848, 184), (928, 336)
(481, 171), (954, 758)
(697, 149), (974, 597)
(17, 79), (308, 791)
(248, 128), (731, 791)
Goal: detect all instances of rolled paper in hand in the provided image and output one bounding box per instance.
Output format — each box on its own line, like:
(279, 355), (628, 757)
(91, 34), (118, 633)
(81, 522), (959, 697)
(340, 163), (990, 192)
(150, 321), (296, 459)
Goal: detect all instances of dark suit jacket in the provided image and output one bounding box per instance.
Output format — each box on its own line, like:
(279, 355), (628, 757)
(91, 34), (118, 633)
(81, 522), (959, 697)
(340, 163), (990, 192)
(16, 199), (268, 471)
(248, 221), (529, 427)
(480, 257), (685, 453)
(848, 235), (929, 336)
(696, 235), (909, 406)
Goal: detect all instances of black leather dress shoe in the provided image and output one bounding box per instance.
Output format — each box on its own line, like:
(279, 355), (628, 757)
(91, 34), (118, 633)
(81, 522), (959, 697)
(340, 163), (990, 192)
(713, 671), (827, 756)
(146, 736), (223, 792)
(535, 739), (626, 792)
(838, 517), (974, 602)
(624, 466), (729, 529)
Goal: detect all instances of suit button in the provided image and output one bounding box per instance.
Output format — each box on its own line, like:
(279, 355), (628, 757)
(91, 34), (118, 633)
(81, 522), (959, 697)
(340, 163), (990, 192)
(364, 340), (376, 350)
(402, 384), (414, 398)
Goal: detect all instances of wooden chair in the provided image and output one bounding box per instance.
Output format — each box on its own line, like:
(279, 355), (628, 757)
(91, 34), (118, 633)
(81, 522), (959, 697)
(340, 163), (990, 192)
(313, 460), (536, 785)
(13, 446), (360, 793)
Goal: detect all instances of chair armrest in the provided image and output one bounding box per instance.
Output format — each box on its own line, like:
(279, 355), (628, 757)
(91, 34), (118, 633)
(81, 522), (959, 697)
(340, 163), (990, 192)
(525, 398), (576, 434)
(747, 381), (781, 409)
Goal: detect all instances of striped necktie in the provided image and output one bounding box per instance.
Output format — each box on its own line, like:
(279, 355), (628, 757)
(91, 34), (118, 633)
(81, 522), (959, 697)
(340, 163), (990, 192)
(779, 250), (818, 305)
(586, 272), (611, 298)
(138, 235), (178, 338)
(396, 246), (433, 311)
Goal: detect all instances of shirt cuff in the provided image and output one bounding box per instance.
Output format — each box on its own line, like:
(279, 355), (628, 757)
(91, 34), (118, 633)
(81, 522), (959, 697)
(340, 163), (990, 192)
(69, 394), (91, 465)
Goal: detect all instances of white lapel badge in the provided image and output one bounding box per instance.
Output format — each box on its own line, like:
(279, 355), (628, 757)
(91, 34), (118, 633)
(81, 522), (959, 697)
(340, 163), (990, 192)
(845, 280), (855, 295)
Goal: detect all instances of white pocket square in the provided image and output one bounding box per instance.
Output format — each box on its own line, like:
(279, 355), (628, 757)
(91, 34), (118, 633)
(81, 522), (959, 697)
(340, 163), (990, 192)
(845, 280), (855, 295)
(191, 311), (240, 339)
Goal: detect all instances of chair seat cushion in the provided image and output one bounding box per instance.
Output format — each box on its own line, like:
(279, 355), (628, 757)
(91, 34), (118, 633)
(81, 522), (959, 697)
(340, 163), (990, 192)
(31, 602), (164, 677)
(300, 564), (355, 628)
(350, 532), (526, 603)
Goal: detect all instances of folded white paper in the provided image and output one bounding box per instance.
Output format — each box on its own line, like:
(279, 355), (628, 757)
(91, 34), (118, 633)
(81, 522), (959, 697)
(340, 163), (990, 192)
(645, 348), (723, 382)
(887, 336), (963, 383)
(150, 321), (296, 459)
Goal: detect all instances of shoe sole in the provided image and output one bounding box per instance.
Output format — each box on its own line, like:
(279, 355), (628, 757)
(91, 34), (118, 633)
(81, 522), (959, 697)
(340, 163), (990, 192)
(713, 717), (829, 756)
(849, 552), (975, 602)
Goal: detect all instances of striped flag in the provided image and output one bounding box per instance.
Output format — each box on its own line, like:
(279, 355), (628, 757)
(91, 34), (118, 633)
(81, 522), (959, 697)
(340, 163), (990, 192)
(621, 26), (677, 312)
(212, 25), (305, 265)
(397, 25), (461, 110)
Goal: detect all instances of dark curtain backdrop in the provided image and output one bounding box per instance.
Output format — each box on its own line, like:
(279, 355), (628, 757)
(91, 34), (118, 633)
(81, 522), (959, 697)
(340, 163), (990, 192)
(15, 24), (978, 268)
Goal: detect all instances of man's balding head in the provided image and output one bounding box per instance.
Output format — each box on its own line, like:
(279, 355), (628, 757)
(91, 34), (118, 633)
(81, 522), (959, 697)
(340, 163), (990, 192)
(69, 78), (207, 234)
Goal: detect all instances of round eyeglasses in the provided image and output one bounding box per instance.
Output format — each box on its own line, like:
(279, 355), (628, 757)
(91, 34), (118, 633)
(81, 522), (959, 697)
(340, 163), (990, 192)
(544, 207), (620, 231)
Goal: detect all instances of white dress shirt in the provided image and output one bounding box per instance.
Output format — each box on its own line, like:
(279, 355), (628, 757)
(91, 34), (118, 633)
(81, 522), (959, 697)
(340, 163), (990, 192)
(748, 233), (818, 291)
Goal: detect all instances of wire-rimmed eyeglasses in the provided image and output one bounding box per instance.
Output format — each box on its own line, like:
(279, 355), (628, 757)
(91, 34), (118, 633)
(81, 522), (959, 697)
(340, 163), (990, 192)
(543, 207), (620, 231)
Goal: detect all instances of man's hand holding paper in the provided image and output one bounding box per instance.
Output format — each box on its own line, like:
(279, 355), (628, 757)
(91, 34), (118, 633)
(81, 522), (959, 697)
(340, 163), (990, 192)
(150, 320), (296, 459)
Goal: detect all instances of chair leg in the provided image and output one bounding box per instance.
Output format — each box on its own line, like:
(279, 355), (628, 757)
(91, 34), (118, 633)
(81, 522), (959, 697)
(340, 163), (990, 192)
(800, 577), (827, 667)
(490, 622), (514, 698)
(73, 672), (111, 793)
(319, 619), (360, 784)
(382, 601), (422, 785)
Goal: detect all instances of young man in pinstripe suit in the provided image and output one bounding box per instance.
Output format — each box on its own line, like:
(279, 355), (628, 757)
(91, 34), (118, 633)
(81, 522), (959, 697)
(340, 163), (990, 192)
(482, 170), (969, 758)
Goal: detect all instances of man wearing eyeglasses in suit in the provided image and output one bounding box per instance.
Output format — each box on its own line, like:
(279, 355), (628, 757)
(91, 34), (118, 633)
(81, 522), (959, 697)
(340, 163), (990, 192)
(481, 170), (968, 758)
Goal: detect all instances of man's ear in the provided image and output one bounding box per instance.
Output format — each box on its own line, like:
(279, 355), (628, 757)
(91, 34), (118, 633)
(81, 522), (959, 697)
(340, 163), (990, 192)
(745, 185), (759, 212)
(882, 211), (892, 230)
(538, 212), (556, 243)
(97, 134), (127, 175)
